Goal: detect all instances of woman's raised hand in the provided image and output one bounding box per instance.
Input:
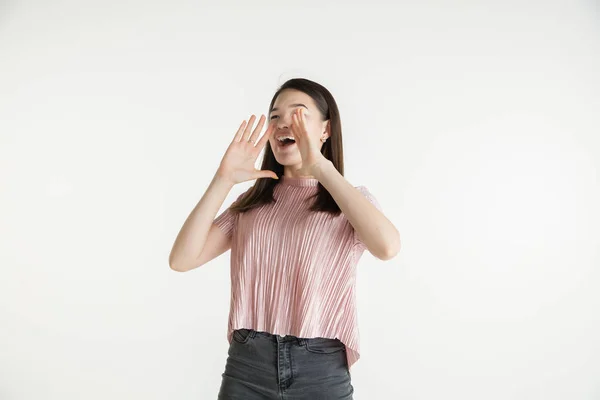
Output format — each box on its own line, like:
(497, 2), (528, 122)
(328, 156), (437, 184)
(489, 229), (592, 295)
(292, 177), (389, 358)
(216, 115), (278, 185)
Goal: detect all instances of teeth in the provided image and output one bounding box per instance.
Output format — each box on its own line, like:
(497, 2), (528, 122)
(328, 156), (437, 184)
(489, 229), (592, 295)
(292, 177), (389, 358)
(277, 136), (295, 142)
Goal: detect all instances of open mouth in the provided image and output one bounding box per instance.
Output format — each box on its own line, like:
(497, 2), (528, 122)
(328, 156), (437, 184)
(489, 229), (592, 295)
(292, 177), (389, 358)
(276, 137), (296, 148)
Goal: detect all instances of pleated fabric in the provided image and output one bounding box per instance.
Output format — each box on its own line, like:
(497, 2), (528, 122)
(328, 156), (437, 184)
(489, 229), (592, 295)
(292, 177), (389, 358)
(213, 175), (381, 370)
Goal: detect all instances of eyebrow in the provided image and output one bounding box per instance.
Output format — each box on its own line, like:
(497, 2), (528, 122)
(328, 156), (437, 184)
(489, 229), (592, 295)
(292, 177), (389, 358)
(270, 103), (308, 113)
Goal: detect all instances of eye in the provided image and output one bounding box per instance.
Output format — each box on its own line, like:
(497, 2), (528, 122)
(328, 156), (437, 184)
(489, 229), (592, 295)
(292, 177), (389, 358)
(269, 115), (279, 120)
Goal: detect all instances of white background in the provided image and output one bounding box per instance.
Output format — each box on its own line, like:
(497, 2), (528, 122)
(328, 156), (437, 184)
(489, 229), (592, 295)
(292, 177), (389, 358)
(1, 1), (599, 399)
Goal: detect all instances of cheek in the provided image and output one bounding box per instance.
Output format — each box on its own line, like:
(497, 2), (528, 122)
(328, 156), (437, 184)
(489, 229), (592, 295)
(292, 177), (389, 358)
(307, 122), (322, 137)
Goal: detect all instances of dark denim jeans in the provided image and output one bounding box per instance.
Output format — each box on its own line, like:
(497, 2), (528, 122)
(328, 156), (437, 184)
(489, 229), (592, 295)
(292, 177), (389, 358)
(217, 328), (354, 399)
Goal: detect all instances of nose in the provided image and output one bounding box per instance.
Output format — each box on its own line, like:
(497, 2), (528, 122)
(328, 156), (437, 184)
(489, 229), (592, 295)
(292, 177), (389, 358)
(275, 114), (292, 130)
(276, 121), (289, 131)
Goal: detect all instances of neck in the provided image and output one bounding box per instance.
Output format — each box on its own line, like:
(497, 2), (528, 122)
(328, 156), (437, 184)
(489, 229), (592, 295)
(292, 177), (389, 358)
(282, 166), (315, 179)
(279, 175), (319, 187)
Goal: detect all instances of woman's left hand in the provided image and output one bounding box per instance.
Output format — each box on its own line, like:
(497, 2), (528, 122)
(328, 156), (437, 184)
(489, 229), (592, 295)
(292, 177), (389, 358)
(290, 108), (328, 176)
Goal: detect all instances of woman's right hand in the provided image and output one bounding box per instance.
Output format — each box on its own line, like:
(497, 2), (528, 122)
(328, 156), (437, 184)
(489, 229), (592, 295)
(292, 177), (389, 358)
(216, 114), (278, 185)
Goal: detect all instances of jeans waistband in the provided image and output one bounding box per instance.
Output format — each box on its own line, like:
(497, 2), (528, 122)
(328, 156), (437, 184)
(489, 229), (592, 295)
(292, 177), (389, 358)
(248, 329), (307, 345)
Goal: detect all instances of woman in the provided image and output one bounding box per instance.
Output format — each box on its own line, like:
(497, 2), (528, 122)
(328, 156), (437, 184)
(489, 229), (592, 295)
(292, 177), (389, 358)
(169, 78), (400, 399)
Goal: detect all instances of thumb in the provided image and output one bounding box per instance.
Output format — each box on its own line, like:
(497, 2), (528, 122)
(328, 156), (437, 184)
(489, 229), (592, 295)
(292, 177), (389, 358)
(254, 170), (279, 180)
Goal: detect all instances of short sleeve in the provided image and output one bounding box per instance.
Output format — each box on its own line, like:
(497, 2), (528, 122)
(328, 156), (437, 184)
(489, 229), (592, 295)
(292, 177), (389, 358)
(213, 191), (246, 238)
(353, 186), (383, 249)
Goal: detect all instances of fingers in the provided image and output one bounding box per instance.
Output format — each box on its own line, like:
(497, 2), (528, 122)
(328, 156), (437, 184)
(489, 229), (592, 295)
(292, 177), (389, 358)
(243, 115), (257, 141)
(291, 109), (304, 137)
(234, 114), (271, 147)
(254, 169), (279, 180)
(233, 120), (247, 142)
(234, 115), (256, 142)
(255, 119), (276, 150)
(291, 113), (297, 135)
(242, 115), (260, 142)
(247, 114), (266, 144)
(297, 108), (307, 131)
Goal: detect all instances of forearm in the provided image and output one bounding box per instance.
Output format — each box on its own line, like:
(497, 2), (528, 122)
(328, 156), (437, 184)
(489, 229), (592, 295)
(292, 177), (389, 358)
(168, 172), (234, 269)
(312, 160), (400, 260)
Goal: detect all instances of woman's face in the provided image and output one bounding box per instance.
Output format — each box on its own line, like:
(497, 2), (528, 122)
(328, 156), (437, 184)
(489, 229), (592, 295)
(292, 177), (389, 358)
(268, 89), (329, 170)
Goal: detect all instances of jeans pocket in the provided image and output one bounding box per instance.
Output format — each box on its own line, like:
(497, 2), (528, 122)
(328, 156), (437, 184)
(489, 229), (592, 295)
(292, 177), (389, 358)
(232, 328), (252, 344)
(304, 337), (346, 354)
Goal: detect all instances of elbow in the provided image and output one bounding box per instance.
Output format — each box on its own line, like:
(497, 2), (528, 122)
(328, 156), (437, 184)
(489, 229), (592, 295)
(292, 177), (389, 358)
(168, 254), (179, 271)
(376, 233), (401, 261)
(169, 256), (204, 272)
(169, 261), (187, 272)
(169, 255), (191, 272)
(377, 246), (400, 261)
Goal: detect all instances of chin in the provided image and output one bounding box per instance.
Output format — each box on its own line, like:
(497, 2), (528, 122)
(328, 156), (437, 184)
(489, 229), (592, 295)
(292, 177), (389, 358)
(273, 155), (302, 166)
(270, 145), (301, 166)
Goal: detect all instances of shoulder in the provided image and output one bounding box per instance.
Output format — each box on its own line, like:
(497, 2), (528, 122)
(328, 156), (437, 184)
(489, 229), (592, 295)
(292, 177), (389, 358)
(353, 185), (382, 210)
(354, 185), (374, 198)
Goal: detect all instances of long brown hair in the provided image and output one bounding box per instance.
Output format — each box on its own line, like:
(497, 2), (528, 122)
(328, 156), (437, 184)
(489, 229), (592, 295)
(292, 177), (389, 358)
(229, 78), (344, 215)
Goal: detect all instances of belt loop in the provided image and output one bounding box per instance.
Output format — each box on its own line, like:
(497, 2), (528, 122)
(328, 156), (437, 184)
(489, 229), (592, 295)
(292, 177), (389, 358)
(250, 329), (257, 338)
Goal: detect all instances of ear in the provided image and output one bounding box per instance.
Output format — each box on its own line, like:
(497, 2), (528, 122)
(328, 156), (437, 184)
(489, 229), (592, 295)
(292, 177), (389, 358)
(322, 120), (331, 139)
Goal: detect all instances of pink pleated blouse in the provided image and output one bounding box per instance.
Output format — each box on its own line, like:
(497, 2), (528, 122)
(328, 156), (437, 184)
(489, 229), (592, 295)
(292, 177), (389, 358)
(213, 175), (381, 370)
